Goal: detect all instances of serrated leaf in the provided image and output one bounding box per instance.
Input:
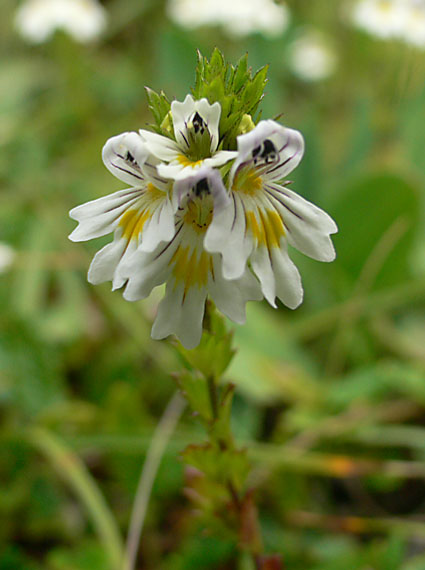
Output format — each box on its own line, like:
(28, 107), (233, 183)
(145, 87), (171, 132)
(232, 54), (249, 93)
(175, 370), (212, 422)
(182, 443), (250, 490)
(210, 384), (235, 444)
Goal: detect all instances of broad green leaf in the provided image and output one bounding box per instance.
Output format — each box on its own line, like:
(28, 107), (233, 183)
(329, 173), (420, 292)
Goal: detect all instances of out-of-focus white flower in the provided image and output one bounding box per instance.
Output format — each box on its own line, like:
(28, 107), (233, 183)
(288, 31), (337, 82)
(351, 0), (408, 39)
(403, 0), (425, 47)
(167, 0), (290, 38)
(15, 0), (107, 44)
(0, 243), (16, 273)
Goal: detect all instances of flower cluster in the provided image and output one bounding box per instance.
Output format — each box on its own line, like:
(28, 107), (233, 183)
(350, 0), (425, 48)
(15, 0), (107, 44)
(167, 0), (289, 38)
(69, 57), (337, 349)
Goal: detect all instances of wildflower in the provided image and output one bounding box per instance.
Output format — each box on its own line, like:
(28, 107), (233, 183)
(350, 0), (407, 39)
(167, 0), (289, 38)
(69, 130), (261, 349)
(140, 95), (236, 182)
(121, 166), (262, 349)
(69, 132), (176, 289)
(0, 243), (16, 273)
(288, 31), (337, 82)
(15, 0), (107, 44)
(402, 0), (425, 47)
(205, 120), (338, 309)
(69, 53), (338, 349)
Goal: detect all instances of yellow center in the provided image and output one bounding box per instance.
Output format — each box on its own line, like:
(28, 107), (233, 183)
(177, 155), (204, 168)
(232, 167), (262, 196)
(183, 200), (213, 234)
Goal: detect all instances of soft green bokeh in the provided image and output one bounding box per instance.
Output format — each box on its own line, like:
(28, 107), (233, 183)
(1, 0), (425, 568)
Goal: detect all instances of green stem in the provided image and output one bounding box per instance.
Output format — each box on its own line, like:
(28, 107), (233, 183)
(207, 375), (219, 420)
(27, 426), (124, 570)
(124, 392), (185, 570)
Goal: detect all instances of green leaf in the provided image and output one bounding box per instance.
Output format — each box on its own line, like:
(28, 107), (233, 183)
(145, 87), (172, 135)
(46, 542), (110, 570)
(182, 443), (250, 491)
(175, 369), (213, 423)
(177, 304), (236, 380)
(210, 384), (235, 444)
(191, 50), (269, 150)
(0, 316), (65, 418)
(328, 173), (420, 292)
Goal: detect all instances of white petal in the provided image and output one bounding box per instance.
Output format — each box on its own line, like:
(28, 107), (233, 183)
(205, 192), (252, 280)
(139, 129), (181, 162)
(68, 188), (142, 242)
(151, 281), (207, 349)
(251, 245), (303, 309)
(231, 120), (304, 184)
(173, 165), (230, 212)
(209, 261), (262, 324)
(102, 132), (149, 186)
(122, 238), (179, 301)
(204, 150), (237, 168)
(87, 239), (127, 285)
(138, 197), (175, 252)
(171, 94), (221, 152)
(271, 246), (303, 309)
(266, 183), (337, 262)
(250, 247), (277, 307)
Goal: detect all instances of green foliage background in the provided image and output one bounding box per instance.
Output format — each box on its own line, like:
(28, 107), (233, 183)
(1, 0), (425, 568)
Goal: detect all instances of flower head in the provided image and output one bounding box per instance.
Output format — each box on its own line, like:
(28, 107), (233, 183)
(288, 31), (337, 82)
(69, 53), (337, 349)
(15, 0), (107, 44)
(350, 0), (408, 39)
(205, 120), (337, 309)
(140, 95), (236, 182)
(402, 0), (425, 47)
(69, 130), (261, 348)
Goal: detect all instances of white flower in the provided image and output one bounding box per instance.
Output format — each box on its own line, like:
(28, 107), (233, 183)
(69, 132), (176, 290)
(402, 0), (425, 47)
(15, 0), (107, 44)
(69, 129), (261, 349)
(140, 95), (236, 182)
(204, 120), (338, 310)
(166, 0), (290, 38)
(0, 243), (16, 273)
(288, 31), (337, 82)
(350, 0), (408, 39)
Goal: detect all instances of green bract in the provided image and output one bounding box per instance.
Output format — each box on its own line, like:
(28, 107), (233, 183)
(145, 49), (269, 150)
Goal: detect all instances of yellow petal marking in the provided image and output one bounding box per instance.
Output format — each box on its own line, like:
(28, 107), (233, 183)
(246, 209), (285, 248)
(177, 155), (204, 168)
(119, 208), (150, 240)
(146, 182), (165, 200)
(119, 184), (165, 240)
(171, 245), (211, 293)
(232, 167), (262, 196)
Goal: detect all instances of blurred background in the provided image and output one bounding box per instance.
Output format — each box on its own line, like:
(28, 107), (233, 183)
(1, 0), (425, 568)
